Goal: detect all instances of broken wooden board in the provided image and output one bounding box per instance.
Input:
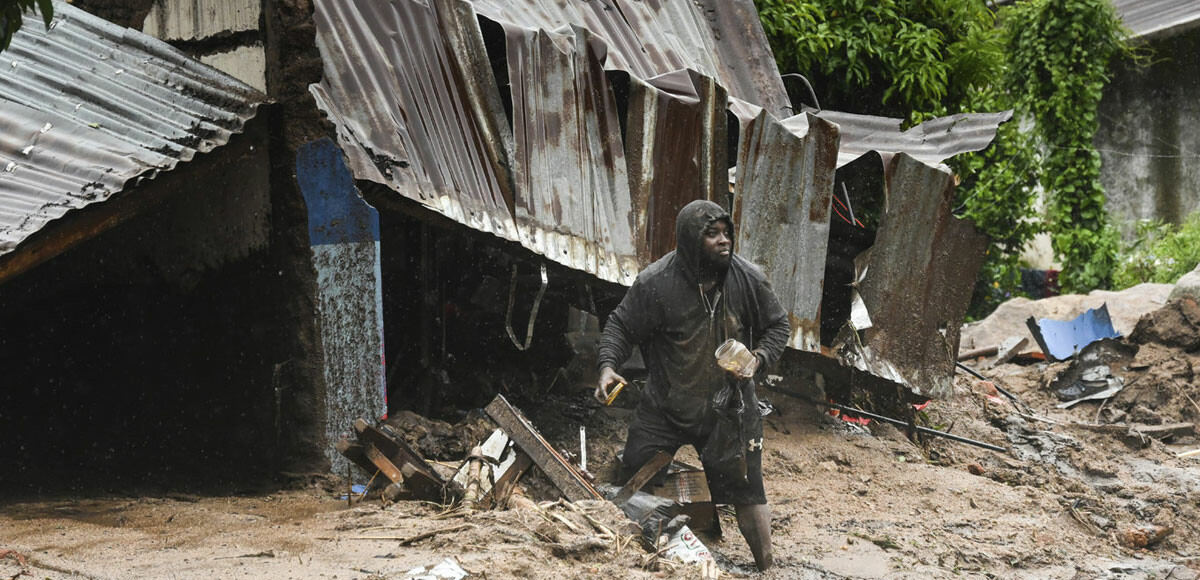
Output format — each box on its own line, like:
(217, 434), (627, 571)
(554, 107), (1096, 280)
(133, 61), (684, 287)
(336, 439), (380, 478)
(615, 451), (673, 505)
(651, 469), (712, 504)
(353, 418), (454, 500)
(363, 445), (404, 483)
(988, 336), (1030, 369)
(485, 450), (533, 509)
(484, 395), (602, 501)
(451, 429), (517, 498)
(651, 469), (718, 533)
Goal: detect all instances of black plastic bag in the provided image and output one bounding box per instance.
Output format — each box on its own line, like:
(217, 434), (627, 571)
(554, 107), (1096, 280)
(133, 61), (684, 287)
(701, 384), (748, 486)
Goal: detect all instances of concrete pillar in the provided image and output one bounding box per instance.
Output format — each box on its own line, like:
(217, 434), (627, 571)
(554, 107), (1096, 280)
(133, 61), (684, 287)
(296, 138), (386, 474)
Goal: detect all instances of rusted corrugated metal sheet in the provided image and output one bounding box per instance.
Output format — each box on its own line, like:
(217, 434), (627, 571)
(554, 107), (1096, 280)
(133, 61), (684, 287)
(469, 0), (789, 116)
(311, 0), (747, 284)
(0, 0), (264, 257)
(732, 110), (840, 352)
(309, 0), (521, 263)
(625, 70), (729, 264)
(1112, 0), (1200, 39)
(494, 22), (639, 281)
(793, 109), (1013, 169)
(832, 153), (990, 399)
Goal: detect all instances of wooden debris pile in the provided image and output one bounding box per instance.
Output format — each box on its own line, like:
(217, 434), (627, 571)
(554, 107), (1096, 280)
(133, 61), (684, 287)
(336, 394), (723, 575)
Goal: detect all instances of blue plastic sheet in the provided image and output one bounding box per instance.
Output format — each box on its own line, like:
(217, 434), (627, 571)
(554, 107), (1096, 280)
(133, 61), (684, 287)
(1026, 304), (1122, 361)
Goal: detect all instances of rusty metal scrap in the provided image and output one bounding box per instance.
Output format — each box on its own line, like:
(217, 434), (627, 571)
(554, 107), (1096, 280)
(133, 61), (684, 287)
(732, 110), (840, 352)
(311, 0), (757, 284)
(832, 153), (990, 399)
(625, 70), (729, 264)
(310, 0), (518, 249)
(469, 0), (790, 115)
(794, 109), (1013, 169)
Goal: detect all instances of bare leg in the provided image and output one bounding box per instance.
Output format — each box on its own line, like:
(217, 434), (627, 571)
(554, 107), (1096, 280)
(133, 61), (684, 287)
(734, 503), (773, 571)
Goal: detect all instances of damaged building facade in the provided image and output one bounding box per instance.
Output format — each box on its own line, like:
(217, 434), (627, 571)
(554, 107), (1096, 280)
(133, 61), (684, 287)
(1098, 0), (1200, 235)
(1, 0), (1007, 485)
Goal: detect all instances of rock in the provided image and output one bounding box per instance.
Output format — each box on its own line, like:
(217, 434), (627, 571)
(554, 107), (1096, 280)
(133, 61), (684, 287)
(971, 379), (999, 398)
(1089, 514), (1112, 530)
(1131, 297), (1200, 351)
(1167, 566), (1199, 580)
(967, 463), (986, 476)
(1117, 524), (1172, 548)
(1168, 265), (1200, 302)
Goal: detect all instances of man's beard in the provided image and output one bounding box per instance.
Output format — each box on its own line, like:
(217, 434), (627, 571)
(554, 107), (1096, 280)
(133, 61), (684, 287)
(699, 253), (731, 278)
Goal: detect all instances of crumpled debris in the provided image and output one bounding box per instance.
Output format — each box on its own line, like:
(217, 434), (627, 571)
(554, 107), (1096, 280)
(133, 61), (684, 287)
(662, 525), (713, 564)
(599, 484), (689, 542)
(1118, 524), (1173, 549)
(1026, 304), (1122, 361)
(1048, 338), (1137, 403)
(404, 557), (469, 580)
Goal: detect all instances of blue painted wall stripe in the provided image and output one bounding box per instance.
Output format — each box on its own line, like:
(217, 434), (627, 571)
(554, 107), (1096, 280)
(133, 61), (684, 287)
(296, 138), (381, 246)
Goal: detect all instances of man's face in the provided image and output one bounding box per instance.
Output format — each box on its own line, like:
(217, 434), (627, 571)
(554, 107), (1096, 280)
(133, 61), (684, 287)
(701, 219), (732, 268)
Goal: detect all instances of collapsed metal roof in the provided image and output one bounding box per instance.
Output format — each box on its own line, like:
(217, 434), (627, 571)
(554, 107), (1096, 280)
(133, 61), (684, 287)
(800, 109), (1014, 170)
(0, 1), (265, 258)
(1112, 0), (1200, 39)
(310, 0), (787, 286)
(310, 0), (1009, 397)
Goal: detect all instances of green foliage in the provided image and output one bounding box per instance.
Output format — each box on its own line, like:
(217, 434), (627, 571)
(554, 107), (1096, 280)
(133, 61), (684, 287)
(757, 0), (1133, 313)
(1113, 213), (1200, 289)
(1, 0), (52, 52)
(756, 0), (1003, 119)
(1002, 0), (1129, 293)
(952, 114), (1040, 318)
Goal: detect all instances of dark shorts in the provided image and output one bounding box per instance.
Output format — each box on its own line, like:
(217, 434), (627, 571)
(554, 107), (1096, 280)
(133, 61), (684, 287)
(621, 397), (766, 505)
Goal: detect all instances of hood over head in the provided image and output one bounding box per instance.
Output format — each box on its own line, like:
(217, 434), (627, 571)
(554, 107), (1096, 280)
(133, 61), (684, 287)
(675, 199), (734, 282)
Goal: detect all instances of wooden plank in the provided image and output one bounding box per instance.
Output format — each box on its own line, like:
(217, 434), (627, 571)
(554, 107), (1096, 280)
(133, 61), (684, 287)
(363, 444), (404, 483)
(354, 418), (456, 501)
(484, 450), (533, 509)
(484, 395), (601, 501)
(677, 502), (719, 533)
(353, 418), (444, 485)
(614, 451), (672, 505)
(399, 464), (447, 500)
(336, 439), (383, 479)
(651, 470), (712, 504)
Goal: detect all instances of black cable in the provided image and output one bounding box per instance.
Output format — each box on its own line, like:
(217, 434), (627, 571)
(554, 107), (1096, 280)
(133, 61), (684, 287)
(781, 73), (820, 111)
(762, 384), (1009, 453)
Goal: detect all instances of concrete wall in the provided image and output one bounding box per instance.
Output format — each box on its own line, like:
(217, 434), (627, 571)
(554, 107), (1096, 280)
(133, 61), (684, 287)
(141, 0), (268, 92)
(297, 139), (386, 476)
(1097, 30), (1200, 236)
(0, 116), (307, 487)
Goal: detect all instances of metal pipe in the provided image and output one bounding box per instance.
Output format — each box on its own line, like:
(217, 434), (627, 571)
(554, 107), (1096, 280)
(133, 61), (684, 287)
(955, 361), (1025, 407)
(763, 385), (1008, 453)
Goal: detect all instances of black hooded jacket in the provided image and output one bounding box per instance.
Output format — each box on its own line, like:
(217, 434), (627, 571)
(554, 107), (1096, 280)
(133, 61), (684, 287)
(598, 200), (791, 431)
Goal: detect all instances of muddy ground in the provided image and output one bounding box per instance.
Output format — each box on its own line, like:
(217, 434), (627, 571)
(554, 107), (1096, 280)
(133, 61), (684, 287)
(3, 303), (1199, 579)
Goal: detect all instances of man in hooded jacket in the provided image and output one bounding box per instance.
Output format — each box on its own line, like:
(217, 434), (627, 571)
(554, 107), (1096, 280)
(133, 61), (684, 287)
(596, 199), (790, 571)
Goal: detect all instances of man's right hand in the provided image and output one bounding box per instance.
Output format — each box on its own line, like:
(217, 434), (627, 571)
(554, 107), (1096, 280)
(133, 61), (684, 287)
(596, 366), (627, 404)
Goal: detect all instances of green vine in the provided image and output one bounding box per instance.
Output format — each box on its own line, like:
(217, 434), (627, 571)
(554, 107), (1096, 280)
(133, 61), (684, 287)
(1, 0), (52, 52)
(1002, 0), (1129, 293)
(756, 0), (1002, 119)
